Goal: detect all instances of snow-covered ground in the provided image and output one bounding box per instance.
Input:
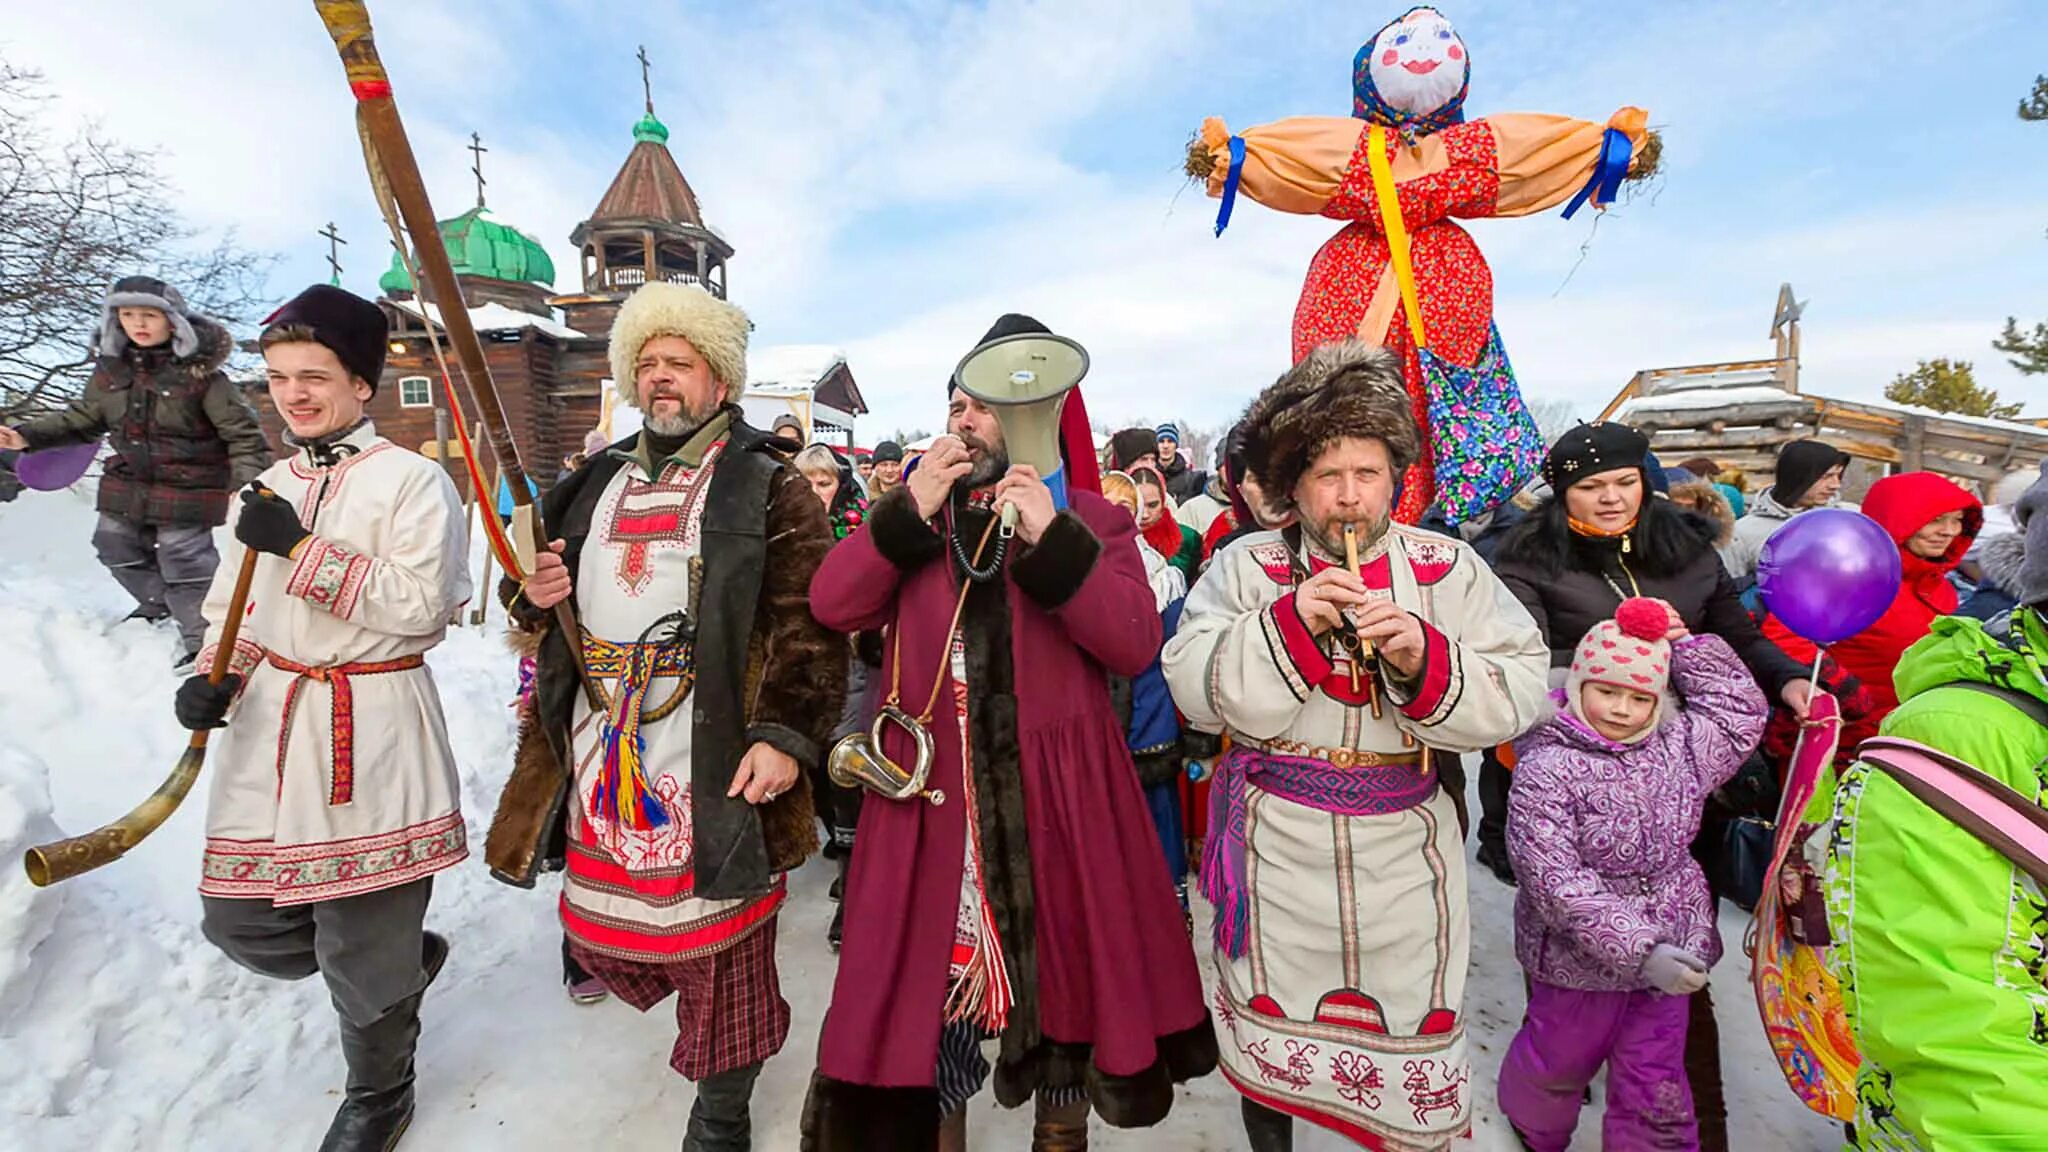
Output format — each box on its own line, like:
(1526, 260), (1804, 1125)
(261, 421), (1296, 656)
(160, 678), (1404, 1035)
(0, 486), (1845, 1151)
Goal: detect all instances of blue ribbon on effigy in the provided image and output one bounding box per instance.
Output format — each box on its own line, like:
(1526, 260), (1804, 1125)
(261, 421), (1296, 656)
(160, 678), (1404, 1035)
(1562, 126), (1633, 220)
(1213, 135), (1248, 237)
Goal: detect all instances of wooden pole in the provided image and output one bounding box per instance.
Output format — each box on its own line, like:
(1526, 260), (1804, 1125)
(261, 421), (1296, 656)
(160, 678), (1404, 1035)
(315, 1), (596, 703)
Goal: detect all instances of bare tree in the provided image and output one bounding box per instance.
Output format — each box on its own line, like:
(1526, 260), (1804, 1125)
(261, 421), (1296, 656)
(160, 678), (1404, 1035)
(1524, 396), (1584, 443)
(0, 60), (273, 417)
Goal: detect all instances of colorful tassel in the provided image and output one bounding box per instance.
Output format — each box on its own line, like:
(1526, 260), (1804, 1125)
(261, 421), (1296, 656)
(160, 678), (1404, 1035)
(595, 679), (669, 830)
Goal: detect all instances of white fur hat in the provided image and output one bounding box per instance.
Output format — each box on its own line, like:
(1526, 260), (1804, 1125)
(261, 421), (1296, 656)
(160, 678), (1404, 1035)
(608, 282), (750, 408)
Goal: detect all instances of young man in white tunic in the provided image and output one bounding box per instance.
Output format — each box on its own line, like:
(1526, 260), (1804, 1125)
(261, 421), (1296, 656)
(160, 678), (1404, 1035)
(1162, 342), (1548, 1152)
(174, 284), (471, 1152)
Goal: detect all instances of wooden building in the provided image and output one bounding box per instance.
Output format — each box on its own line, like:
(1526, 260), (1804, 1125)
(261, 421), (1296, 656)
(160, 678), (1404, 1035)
(1603, 285), (2048, 498)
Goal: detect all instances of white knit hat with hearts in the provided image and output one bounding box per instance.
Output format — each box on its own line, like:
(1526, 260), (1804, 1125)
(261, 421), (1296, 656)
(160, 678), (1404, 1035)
(1565, 597), (1673, 739)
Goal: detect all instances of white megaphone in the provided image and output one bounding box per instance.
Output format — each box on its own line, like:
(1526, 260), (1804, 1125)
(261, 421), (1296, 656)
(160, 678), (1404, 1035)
(951, 332), (1090, 533)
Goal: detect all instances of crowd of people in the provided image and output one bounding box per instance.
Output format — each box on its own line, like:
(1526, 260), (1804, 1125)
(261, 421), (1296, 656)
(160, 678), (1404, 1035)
(7, 271), (2045, 1152)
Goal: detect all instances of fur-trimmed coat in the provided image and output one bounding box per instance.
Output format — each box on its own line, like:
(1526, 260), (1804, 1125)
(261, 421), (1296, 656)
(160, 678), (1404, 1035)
(801, 486), (1216, 1148)
(13, 316), (273, 526)
(484, 418), (842, 900)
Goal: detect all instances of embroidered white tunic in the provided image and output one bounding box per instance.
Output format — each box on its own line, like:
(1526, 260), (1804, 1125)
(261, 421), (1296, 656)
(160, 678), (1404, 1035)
(197, 423), (471, 906)
(1162, 524), (1548, 1150)
(557, 444), (784, 964)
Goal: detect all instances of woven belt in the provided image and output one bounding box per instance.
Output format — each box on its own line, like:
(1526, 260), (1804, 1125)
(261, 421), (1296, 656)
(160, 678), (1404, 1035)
(581, 632), (693, 681)
(267, 652), (426, 806)
(1229, 735), (1424, 771)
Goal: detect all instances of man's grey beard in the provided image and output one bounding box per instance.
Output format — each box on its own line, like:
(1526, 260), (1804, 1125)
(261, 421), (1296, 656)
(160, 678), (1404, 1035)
(1302, 511), (1389, 560)
(961, 432), (1008, 488)
(964, 450), (1009, 488)
(644, 399), (720, 437)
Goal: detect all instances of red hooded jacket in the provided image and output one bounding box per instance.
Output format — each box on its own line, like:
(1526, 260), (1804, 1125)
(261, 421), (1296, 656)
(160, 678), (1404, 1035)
(1764, 472), (1982, 737)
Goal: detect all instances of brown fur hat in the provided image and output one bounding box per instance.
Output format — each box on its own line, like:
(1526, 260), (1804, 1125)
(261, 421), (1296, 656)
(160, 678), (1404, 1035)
(1237, 340), (1417, 515)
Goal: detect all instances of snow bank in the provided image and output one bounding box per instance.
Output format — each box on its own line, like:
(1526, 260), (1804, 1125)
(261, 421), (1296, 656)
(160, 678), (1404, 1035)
(0, 485), (1843, 1150)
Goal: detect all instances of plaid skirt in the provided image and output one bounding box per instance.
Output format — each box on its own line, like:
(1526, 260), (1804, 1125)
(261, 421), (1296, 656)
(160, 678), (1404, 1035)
(569, 916), (790, 1081)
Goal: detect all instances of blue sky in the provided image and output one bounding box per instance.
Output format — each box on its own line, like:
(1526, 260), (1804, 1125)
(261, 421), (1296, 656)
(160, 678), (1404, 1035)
(7, 0), (2045, 439)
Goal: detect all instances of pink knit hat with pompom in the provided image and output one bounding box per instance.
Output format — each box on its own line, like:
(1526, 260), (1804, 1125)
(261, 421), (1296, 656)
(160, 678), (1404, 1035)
(1566, 597), (1674, 711)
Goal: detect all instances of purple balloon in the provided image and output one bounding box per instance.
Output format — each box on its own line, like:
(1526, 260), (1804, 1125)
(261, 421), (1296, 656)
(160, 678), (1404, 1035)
(14, 439), (100, 491)
(1757, 508), (1902, 645)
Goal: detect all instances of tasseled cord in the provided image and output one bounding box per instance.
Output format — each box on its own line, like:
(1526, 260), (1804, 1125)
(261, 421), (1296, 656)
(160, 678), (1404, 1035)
(593, 671), (670, 830)
(945, 898), (1015, 1033)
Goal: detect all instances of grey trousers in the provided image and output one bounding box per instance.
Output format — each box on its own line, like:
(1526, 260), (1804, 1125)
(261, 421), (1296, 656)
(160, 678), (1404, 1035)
(201, 878), (434, 1028)
(92, 513), (218, 651)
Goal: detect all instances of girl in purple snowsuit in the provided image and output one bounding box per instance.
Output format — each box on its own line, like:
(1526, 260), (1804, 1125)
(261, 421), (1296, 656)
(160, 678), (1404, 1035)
(1499, 597), (1766, 1151)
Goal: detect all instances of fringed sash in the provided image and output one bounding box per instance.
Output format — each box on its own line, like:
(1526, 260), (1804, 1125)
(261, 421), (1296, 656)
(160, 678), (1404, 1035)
(944, 633), (1014, 1033)
(1200, 744), (1437, 959)
(582, 631), (694, 832)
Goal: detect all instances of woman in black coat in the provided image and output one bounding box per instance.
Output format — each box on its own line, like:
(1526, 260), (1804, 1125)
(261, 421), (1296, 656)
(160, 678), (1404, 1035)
(1489, 421), (1812, 1152)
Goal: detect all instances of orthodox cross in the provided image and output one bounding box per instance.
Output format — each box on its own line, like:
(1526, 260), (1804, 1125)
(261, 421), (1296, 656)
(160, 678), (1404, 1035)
(468, 131), (489, 210)
(638, 45), (654, 113)
(318, 222), (346, 286)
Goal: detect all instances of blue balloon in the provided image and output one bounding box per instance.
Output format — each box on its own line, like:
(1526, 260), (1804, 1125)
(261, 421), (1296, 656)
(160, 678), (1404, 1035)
(1757, 509), (1902, 646)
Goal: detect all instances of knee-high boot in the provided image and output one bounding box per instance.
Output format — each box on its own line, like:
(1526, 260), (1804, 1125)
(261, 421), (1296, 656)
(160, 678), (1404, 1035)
(1030, 1096), (1089, 1152)
(683, 1061), (764, 1152)
(319, 933), (447, 1152)
(1241, 1097), (1293, 1152)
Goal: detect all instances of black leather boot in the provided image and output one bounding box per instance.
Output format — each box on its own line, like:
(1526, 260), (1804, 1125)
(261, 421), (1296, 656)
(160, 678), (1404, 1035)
(683, 1061), (763, 1151)
(317, 933), (447, 1152)
(1241, 1097), (1293, 1152)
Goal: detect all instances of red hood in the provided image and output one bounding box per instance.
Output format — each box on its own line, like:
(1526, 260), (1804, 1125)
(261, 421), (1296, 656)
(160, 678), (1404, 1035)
(1859, 471), (1982, 577)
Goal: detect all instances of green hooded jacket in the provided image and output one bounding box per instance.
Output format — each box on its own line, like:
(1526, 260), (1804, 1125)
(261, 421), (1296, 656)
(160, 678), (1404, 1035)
(1813, 611), (2048, 1148)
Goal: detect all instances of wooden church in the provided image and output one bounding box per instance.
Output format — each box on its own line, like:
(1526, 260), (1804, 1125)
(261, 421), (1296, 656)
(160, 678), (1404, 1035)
(250, 59), (863, 489)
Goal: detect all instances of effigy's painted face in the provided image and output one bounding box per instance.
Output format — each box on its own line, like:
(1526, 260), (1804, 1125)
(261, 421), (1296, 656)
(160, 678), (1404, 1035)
(1367, 8), (1469, 120)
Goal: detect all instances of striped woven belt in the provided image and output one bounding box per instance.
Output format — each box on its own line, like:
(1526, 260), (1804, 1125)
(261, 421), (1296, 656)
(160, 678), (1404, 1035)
(266, 651), (426, 806)
(1229, 734), (1424, 771)
(580, 632), (693, 680)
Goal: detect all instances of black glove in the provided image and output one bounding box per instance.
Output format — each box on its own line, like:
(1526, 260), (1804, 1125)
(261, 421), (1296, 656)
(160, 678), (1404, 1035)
(175, 673), (244, 731)
(235, 484), (310, 558)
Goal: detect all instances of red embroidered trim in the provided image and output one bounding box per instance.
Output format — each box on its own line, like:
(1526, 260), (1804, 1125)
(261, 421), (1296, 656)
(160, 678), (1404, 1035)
(267, 651), (426, 805)
(1396, 622), (1453, 724)
(197, 637), (267, 683)
(286, 537), (374, 619)
(565, 836), (694, 902)
(559, 883), (785, 963)
(199, 811), (466, 905)
(1271, 593), (1336, 684)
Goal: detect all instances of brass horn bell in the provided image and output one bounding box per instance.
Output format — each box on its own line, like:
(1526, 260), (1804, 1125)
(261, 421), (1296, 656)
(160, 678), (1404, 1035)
(826, 705), (944, 806)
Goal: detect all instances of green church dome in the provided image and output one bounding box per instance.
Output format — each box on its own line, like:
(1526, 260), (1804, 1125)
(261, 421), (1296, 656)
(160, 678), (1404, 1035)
(379, 207), (557, 294)
(632, 112), (670, 145)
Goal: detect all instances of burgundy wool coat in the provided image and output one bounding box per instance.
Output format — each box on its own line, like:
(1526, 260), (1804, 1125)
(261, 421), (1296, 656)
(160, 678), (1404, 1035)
(801, 486), (1216, 1148)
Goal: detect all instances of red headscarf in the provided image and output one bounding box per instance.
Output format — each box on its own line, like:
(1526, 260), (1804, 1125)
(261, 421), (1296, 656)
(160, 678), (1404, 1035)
(1764, 471), (1982, 727)
(1129, 464), (1183, 558)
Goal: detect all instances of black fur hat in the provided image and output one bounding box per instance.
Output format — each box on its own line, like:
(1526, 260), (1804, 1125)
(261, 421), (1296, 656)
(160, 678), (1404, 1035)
(262, 284), (390, 391)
